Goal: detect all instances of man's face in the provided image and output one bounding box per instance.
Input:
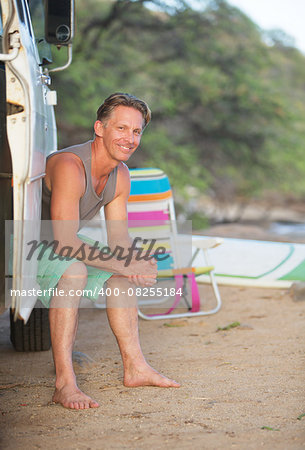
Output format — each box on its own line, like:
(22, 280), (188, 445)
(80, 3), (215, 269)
(96, 105), (144, 162)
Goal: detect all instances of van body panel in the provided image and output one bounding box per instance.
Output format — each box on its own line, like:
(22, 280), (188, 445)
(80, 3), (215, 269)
(2, 0), (57, 320)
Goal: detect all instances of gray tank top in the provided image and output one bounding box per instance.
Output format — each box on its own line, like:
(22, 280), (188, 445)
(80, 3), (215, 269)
(41, 140), (118, 224)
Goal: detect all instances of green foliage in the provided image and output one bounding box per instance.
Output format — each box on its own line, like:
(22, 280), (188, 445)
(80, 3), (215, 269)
(186, 211), (210, 231)
(51, 0), (305, 199)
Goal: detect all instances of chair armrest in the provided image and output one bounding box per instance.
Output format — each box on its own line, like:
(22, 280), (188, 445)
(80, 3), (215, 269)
(158, 266), (214, 277)
(192, 237), (223, 250)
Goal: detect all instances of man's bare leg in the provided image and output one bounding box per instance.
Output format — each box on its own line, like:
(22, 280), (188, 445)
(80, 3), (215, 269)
(106, 277), (180, 388)
(49, 262), (99, 409)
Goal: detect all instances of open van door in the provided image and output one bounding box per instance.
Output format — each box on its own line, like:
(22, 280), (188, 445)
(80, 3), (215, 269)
(0, 0), (74, 351)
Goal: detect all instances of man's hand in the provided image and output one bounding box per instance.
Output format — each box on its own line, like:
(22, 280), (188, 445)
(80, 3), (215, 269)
(124, 257), (157, 287)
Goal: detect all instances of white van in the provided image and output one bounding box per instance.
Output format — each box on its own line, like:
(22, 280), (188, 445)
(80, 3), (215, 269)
(0, 0), (74, 350)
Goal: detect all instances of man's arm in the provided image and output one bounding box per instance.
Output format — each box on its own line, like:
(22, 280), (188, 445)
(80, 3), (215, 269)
(104, 163), (157, 285)
(104, 163), (133, 250)
(47, 153), (85, 248)
(47, 157), (155, 280)
(46, 155), (126, 273)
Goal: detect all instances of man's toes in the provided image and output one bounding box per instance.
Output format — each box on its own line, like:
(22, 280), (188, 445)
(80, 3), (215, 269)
(64, 401), (73, 409)
(156, 376), (180, 388)
(84, 400), (94, 409)
(90, 400), (99, 408)
(162, 379), (174, 387)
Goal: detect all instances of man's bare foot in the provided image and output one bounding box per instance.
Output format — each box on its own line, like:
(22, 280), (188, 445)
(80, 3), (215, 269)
(123, 362), (180, 388)
(52, 384), (99, 409)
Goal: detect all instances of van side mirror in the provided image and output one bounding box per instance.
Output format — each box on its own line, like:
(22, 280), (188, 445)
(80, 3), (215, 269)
(44, 0), (74, 46)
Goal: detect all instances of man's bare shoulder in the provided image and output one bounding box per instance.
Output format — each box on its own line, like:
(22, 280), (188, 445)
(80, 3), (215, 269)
(45, 152), (85, 193)
(104, 163), (130, 220)
(115, 162), (131, 194)
(117, 162), (131, 183)
(47, 152), (84, 172)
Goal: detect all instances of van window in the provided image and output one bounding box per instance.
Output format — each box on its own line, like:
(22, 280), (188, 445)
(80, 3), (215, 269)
(27, 0), (52, 65)
(16, 0), (27, 27)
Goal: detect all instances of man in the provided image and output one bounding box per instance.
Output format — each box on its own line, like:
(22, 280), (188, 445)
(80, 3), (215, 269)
(40, 93), (180, 410)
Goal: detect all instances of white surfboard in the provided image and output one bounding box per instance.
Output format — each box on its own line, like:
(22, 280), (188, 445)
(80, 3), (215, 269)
(192, 236), (305, 288)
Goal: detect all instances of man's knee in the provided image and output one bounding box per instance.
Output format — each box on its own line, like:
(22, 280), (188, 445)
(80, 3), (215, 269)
(60, 261), (88, 290)
(107, 275), (130, 290)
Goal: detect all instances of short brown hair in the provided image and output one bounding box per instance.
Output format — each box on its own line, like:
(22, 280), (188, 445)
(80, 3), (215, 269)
(96, 92), (151, 129)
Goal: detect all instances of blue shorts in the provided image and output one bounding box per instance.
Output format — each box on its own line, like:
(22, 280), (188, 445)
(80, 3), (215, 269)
(37, 234), (113, 307)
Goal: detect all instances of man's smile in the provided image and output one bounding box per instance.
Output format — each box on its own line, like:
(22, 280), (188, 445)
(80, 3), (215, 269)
(118, 143), (134, 152)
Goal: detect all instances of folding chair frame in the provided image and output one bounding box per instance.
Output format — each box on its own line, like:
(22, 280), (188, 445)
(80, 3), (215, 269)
(127, 168), (223, 320)
(137, 237), (223, 320)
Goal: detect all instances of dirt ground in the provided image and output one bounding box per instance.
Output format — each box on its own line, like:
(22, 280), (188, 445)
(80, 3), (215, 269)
(0, 282), (304, 449)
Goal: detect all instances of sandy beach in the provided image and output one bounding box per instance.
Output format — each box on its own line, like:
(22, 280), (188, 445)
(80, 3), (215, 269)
(0, 279), (304, 449)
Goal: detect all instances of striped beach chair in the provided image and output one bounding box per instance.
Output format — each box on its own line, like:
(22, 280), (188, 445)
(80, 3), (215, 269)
(127, 168), (222, 320)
